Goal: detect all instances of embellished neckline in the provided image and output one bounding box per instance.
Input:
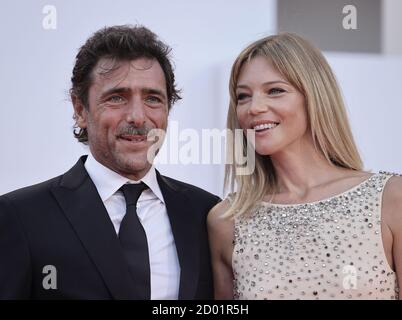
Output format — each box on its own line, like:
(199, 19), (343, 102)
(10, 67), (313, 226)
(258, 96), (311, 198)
(260, 173), (379, 208)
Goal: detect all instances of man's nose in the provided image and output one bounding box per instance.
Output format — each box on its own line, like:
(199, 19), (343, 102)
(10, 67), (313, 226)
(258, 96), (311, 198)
(126, 97), (146, 126)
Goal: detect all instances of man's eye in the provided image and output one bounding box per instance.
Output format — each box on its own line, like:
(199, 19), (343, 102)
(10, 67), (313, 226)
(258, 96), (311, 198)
(107, 95), (125, 103)
(146, 96), (162, 103)
(268, 88), (285, 95)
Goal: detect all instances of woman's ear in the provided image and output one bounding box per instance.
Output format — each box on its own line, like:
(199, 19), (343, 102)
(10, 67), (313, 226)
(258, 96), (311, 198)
(71, 95), (88, 129)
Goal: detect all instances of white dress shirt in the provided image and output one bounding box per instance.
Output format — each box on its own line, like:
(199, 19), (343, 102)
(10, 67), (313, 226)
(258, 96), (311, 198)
(84, 153), (180, 299)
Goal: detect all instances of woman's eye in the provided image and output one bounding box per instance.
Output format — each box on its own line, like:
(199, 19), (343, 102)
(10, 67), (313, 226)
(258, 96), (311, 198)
(268, 88), (285, 95)
(237, 93), (250, 101)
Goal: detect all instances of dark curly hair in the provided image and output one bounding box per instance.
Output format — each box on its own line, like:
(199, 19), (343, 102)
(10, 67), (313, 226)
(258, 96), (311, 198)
(70, 25), (181, 143)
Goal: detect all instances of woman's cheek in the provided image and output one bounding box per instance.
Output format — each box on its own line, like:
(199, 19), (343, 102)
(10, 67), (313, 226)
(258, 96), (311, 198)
(236, 108), (248, 129)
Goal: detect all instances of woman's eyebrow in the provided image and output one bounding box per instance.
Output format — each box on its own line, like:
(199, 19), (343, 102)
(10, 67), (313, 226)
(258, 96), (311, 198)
(236, 80), (289, 89)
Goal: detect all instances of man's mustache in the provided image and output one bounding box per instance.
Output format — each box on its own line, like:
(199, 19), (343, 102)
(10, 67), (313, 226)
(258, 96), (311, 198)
(117, 125), (152, 136)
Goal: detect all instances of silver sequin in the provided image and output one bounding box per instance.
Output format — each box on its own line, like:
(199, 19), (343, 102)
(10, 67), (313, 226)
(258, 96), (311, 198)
(232, 173), (399, 300)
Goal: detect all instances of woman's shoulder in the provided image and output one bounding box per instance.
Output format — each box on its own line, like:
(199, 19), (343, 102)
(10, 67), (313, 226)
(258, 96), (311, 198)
(208, 198), (230, 223)
(381, 172), (402, 231)
(207, 194), (235, 257)
(382, 172), (402, 203)
(207, 193), (235, 231)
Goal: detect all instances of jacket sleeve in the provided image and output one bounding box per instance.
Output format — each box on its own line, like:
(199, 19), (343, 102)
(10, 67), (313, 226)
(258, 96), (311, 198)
(0, 196), (32, 299)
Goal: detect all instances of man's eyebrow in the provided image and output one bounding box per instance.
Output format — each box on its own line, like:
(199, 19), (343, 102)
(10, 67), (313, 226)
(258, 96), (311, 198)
(99, 86), (168, 101)
(100, 87), (131, 98)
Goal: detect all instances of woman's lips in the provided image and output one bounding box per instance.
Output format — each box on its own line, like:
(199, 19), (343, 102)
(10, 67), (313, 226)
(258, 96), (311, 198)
(254, 124), (279, 136)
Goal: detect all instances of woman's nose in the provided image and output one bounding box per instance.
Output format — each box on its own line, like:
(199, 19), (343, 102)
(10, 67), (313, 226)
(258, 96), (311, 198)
(248, 95), (269, 115)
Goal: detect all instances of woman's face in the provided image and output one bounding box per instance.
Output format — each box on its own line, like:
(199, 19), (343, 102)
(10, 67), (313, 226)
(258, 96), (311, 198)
(236, 56), (310, 156)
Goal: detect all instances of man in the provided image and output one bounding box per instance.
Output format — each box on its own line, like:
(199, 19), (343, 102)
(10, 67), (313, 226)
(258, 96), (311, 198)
(0, 25), (220, 299)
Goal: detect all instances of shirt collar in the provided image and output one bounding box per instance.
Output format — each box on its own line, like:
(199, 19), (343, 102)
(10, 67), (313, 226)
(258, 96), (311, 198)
(84, 152), (165, 204)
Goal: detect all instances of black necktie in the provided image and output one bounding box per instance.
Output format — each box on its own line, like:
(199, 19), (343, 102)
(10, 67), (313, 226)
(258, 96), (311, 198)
(119, 182), (150, 299)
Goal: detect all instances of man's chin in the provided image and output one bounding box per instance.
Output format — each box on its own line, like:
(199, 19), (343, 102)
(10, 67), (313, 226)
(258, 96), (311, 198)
(114, 153), (151, 174)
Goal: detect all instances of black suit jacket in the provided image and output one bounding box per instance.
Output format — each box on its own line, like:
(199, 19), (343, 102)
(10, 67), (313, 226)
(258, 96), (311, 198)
(0, 156), (220, 299)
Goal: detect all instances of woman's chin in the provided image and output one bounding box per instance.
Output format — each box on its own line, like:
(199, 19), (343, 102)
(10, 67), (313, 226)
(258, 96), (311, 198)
(255, 144), (280, 157)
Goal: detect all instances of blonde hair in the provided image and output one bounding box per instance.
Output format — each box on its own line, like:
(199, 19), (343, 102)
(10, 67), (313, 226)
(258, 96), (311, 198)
(224, 32), (363, 218)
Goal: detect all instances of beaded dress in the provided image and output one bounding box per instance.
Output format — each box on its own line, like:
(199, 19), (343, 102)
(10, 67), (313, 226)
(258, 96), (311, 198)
(231, 173), (399, 300)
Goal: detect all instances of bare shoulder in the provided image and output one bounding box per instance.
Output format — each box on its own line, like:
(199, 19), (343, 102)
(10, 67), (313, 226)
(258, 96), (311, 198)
(207, 199), (234, 233)
(208, 198), (230, 221)
(207, 198), (236, 298)
(383, 175), (402, 206)
(382, 175), (402, 231)
(207, 198), (235, 254)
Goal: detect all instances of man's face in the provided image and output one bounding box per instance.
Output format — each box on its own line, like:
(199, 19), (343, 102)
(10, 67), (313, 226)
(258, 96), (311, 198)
(74, 57), (169, 180)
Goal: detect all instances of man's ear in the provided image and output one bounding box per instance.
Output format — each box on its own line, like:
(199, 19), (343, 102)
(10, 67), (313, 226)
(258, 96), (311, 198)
(71, 95), (88, 129)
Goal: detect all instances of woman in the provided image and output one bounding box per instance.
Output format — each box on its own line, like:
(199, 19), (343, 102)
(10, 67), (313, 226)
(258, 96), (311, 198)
(208, 33), (402, 300)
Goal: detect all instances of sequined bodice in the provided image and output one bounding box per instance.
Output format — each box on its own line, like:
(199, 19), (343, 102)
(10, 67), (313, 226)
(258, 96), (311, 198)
(232, 173), (399, 300)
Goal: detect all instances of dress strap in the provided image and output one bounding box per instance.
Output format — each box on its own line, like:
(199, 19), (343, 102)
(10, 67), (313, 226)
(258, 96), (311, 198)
(379, 170), (402, 176)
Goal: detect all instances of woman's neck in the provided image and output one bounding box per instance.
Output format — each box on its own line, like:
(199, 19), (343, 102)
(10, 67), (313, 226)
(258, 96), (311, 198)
(270, 140), (351, 198)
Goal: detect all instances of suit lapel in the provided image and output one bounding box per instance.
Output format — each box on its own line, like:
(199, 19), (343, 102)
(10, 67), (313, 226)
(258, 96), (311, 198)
(156, 171), (201, 300)
(51, 156), (139, 299)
